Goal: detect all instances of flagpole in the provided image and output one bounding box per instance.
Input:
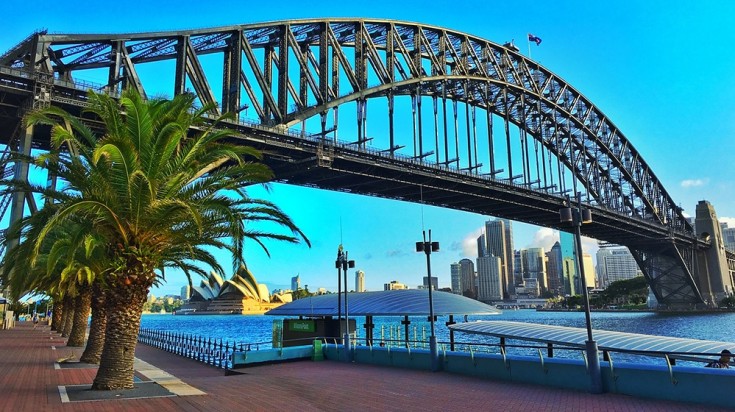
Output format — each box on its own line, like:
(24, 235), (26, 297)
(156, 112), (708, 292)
(527, 34), (532, 59)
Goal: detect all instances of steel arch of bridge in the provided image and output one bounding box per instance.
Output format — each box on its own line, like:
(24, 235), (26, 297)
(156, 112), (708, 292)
(0, 19), (722, 306)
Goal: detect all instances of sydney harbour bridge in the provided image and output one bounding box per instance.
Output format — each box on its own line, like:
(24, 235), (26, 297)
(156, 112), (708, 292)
(0, 19), (733, 308)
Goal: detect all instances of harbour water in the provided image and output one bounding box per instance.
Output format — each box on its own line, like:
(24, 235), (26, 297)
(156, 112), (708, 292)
(140, 309), (735, 364)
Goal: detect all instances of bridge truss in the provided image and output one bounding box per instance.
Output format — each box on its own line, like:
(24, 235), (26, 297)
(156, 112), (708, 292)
(1, 19), (732, 307)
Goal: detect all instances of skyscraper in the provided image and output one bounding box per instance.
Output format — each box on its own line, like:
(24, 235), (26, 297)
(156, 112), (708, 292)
(485, 219), (514, 299)
(291, 275), (300, 291)
(546, 242), (563, 294)
(423, 276), (438, 290)
(459, 258), (475, 297)
(355, 270), (365, 292)
(477, 255), (503, 302)
(522, 247), (547, 292)
(477, 233), (487, 258)
(596, 247), (639, 288)
(180, 285), (191, 301)
(560, 231), (576, 296)
(501, 218), (515, 286)
(450, 262), (462, 294)
(723, 226), (735, 252)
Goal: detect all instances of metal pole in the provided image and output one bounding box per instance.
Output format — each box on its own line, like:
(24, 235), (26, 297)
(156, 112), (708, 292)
(573, 193), (603, 394)
(343, 255), (349, 344)
(424, 230), (439, 372)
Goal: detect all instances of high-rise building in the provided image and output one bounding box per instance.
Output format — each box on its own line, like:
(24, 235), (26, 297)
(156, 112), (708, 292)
(384, 280), (408, 290)
(596, 247), (639, 288)
(355, 270), (365, 292)
(513, 249), (523, 290)
(581, 252), (595, 292)
(485, 219), (514, 299)
(291, 275), (300, 291)
(501, 219), (515, 286)
(562, 257), (576, 296)
(477, 255), (503, 302)
(458, 258), (475, 296)
(422, 276), (438, 290)
(521, 247), (547, 291)
(180, 285), (191, 301)
(546, 242), (563, 294)
(723, 227), (735, 252)
(450, 262), (462, 294)
(477, 234), (487, 258)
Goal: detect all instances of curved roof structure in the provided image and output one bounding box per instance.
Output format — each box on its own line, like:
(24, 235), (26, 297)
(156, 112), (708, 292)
(449, 321), (735, 358)
(190, 271), (224, 301)
(220, 265), (271, 302)
(265, 289), (501, 317)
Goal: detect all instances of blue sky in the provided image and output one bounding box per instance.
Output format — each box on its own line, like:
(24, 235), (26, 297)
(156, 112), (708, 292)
(3, 1), (734, 296)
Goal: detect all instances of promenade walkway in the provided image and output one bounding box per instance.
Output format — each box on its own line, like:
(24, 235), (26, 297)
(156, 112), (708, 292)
(0, 321), (728, 411)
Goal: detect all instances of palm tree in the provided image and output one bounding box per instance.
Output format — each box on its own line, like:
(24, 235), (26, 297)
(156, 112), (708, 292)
(22, 88), (309, 390)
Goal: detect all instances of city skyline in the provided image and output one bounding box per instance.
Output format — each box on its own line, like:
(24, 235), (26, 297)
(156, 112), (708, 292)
(3, 1), (734, 297)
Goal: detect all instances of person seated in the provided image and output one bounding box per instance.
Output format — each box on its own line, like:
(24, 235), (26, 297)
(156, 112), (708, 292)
(705, 349), (732, 368)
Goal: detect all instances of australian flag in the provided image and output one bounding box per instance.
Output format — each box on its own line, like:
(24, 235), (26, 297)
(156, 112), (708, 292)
(528, 33), (542, 45)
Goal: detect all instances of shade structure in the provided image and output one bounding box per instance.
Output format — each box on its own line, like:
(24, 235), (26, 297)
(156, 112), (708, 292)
(449, 321), (735, 357)
(266, 290), (501, 317)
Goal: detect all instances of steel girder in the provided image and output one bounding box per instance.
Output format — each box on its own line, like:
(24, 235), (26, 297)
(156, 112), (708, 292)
(631, 245), (703, 307)
(1, 19), (688, 237)
(0, 19), (709, 305)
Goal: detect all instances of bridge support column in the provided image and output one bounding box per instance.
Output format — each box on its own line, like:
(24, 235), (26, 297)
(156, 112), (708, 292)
(8, 123), (34, 249)
(695, 200), (733, 306)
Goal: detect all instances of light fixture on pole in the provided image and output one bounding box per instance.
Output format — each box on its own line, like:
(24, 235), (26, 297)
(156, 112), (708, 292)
(559, 192), (602, 394)
(416, 229), (440, 372)
(335, 244), (354, 360)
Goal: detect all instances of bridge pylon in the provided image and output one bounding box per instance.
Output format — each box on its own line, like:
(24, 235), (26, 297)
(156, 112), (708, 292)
(694, 200), (735, 306)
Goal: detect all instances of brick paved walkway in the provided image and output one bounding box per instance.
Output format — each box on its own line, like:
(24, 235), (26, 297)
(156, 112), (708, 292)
(0, 322), (729, 411)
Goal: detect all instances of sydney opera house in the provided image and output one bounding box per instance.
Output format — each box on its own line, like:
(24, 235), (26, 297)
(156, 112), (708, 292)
(176, 265), (291, 315)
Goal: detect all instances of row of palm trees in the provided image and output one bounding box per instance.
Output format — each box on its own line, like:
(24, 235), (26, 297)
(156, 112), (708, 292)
(0, 89), (309, 390)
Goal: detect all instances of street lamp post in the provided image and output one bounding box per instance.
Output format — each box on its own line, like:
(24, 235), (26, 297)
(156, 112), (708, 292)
(416, 230), (440, 372)
(335, 245), (354, 361)
(560, 192), (603, 394)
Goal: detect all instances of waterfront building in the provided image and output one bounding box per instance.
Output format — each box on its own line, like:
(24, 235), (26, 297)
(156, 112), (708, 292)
(355, 270), (365, 292)
(450, 262), (462, 294)
(291, 275), (300, 291)
(546, 242), (563, 294)
(178, 265), (287, 314)
(515, 278), (539, 297)
(596, 247), (639, 288)
(384, 280), (408, 290)
(477, 255), (503, 302)
(459, 258), (476, 297)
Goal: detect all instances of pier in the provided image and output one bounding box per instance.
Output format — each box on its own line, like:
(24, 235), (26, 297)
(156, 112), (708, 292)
(1, 320), (729, 411)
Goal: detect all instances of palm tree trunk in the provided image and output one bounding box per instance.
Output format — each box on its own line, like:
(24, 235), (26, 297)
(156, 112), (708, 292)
(51, 299), (63, 331)
(67, 287), (92, 347)
(80, 283), (107, 364)
(92, 280), (148, 390)
(61, 295), (76, 338)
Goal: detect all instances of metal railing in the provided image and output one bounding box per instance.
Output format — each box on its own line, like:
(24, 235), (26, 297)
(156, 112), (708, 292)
(137, 327), (269, 371)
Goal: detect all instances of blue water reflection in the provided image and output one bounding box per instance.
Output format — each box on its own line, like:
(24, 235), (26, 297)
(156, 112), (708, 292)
(140, 309), (735, 365)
